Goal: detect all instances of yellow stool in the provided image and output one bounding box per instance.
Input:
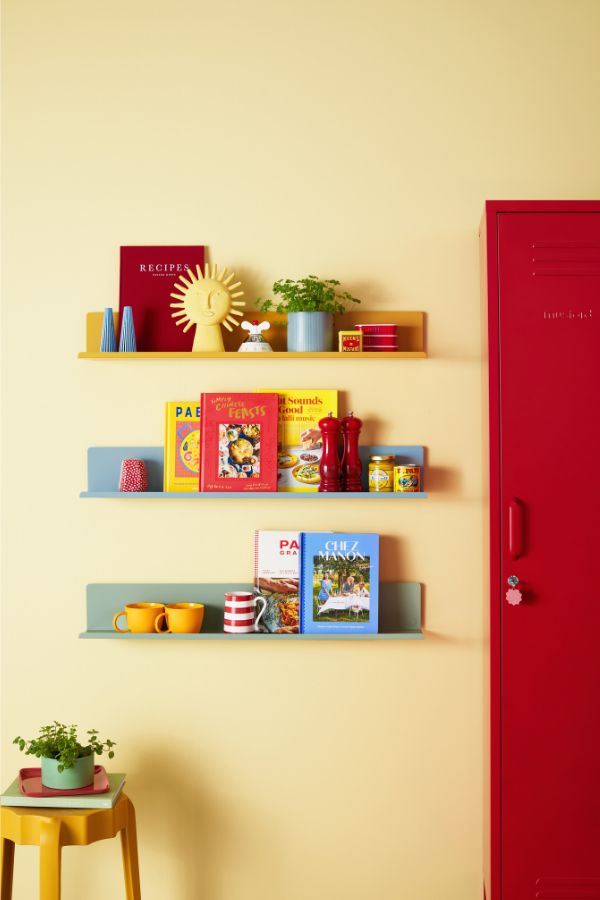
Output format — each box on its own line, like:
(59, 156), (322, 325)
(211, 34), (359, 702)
(0, 793), (140, 900)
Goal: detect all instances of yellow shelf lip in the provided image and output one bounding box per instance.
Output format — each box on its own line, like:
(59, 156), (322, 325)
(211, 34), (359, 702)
(78, 350), (427, 359)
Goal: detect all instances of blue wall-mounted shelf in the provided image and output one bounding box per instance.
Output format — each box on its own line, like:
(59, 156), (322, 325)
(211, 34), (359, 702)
(80, 446), (427, 499)
(80, 582), (423, 641)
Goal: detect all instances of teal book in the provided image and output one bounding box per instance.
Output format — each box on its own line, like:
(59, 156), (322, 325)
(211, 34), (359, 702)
(1, 773), (126, 809)
(300, 532), (379, 634)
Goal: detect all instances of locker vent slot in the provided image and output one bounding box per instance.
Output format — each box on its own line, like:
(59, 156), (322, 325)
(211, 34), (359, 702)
(532, 242), (600, 248)
(535, 875), (600, 898)
(531, 241), (600, 276)
(532, 269), (600, 276)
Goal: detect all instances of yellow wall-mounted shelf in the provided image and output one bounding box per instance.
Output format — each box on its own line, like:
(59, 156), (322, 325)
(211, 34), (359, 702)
(79, 351), (426, 359)
(78, 310), (426, 358)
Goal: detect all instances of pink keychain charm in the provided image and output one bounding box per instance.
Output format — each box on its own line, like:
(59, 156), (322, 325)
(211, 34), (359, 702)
(506, 575), (523, 606)
(506, 588), (523, 606)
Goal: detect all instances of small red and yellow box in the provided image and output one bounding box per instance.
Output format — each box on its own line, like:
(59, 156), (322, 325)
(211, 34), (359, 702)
(394, 465), (421, 493)
(338, 330), (363, 352)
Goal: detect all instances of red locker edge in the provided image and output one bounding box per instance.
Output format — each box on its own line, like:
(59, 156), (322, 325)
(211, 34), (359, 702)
(480, 200), (600, 900)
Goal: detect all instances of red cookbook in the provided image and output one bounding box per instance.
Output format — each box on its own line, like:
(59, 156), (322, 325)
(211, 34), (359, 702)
(119, 246), (205, 351)
(200, 393), (279, 492)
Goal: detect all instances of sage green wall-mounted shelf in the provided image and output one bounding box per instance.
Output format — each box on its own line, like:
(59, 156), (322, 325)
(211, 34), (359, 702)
(81, 446), (427, 498)
(80, 583), (423, 641)
(82, 632), (423, 640)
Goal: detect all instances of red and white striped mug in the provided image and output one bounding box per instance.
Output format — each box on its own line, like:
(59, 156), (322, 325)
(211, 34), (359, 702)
(223, 591), (267, 634)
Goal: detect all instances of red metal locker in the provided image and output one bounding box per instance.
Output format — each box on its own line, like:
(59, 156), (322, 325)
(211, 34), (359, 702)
(481, 201), (600, 900)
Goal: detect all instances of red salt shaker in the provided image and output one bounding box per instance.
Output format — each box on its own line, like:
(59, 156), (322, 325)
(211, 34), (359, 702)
(318, 412), (341, 492)
(341, 411), (363, 491)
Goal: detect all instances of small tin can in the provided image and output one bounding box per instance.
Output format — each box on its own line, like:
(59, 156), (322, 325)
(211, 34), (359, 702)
(338, 330), (363, 353)
(394, 465), (421, 493)
(368, 455), (395, 492)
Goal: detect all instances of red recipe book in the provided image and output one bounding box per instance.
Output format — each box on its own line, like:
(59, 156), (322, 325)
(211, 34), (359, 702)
(119, 245), (205, 351)
(200, 393), (279, 492)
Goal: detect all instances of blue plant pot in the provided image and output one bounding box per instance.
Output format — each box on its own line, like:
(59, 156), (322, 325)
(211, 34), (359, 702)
(287, 312), (333, 352)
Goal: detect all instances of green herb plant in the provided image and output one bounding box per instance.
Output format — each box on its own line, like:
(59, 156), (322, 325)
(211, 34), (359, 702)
(257, 276), (360, 316)
(14, 722), (116, 773)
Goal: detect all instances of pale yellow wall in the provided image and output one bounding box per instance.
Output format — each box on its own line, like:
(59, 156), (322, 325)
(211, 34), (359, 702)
(2, 1), (600, 898)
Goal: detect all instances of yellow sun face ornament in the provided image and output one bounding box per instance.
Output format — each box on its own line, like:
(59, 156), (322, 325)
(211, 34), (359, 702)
(169, 264), (245, 352)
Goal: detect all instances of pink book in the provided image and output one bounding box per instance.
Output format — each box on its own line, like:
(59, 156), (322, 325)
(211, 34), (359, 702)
(200, 393), (279, 492)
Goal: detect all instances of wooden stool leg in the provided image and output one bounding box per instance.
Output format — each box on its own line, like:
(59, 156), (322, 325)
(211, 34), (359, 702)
(1, 838), (15, 900)
(120, 798), (141, 900)
(39, 819), (62, 900)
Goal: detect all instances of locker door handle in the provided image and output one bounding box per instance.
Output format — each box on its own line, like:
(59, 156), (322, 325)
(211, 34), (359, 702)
(508, 498), (524, 560)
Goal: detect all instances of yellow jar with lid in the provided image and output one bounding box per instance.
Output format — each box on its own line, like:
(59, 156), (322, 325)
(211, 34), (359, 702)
(368, 455), (395, 492)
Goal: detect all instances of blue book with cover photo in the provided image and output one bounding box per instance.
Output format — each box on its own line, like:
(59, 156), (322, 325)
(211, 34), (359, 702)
(300, 533), (379, 634)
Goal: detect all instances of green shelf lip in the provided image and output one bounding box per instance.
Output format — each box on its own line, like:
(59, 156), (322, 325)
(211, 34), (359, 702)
(79, 630), (424, 641)
(80, 490), (428, 499)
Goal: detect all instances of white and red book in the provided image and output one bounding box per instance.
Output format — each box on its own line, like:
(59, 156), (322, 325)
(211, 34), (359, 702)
(254, 531), (300, 633)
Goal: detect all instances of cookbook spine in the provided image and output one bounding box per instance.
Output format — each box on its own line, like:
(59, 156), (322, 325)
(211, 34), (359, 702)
(254, 530), (260, 592)
(299, 532), (307, 633)
(199, 393), (207, 491)
(163, 403), (170, 491)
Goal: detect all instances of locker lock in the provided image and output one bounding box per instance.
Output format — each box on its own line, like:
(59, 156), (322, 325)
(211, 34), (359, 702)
(507, 575), (519, 587)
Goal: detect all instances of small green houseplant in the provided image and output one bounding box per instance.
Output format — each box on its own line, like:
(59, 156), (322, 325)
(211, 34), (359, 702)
(14, 722), (116, 790)
(257, 276), (360, 351)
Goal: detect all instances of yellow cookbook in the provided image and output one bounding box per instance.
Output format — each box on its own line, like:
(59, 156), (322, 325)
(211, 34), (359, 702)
(164, 402), (201, 491)
(257, 390), (337, 491)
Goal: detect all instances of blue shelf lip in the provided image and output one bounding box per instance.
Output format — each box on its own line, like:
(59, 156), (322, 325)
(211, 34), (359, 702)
(79, 630), (424, 641)
(80, 490), (427, 499)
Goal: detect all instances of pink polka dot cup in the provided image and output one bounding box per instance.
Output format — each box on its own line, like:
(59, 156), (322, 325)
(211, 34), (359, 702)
(119, 458), (148, 492)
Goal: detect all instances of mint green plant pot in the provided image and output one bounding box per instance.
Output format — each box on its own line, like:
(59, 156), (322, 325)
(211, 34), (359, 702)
(41, 753), (95, 789)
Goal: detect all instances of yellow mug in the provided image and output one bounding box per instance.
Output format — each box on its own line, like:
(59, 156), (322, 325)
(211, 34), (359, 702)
(113, 603), (165, 633)
(154, 603), (205, 634)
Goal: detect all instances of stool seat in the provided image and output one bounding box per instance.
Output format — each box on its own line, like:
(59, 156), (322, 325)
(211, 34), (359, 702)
(1, 792), (140, 899)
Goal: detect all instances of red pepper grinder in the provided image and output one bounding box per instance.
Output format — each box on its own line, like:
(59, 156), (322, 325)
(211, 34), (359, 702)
(318, 412), (342, 492)
(341, 411), (363, 492)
